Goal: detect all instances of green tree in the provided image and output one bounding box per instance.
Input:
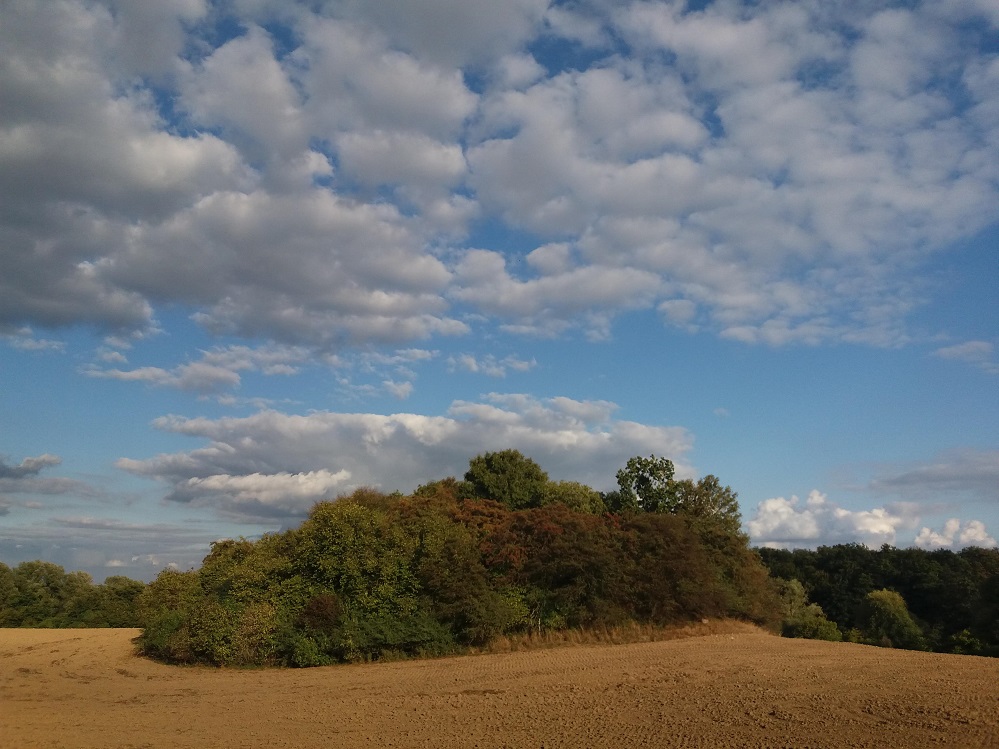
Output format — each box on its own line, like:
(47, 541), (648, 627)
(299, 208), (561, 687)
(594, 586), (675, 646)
(5, 561), (68, 626)
(464, 450), (549, 510)
(540, 480), (605, 514)
(975, 574), (999, 656)
(94, 576), (146, 627)
(670, 475), (743, 537)
(614, 455), (676, 514)
(136, 569), (203, 662)
(412, 476), (466, 502)
(858, 589), (927, 650)
(776, 578), (841, 641)
(0, 562), (15, 615)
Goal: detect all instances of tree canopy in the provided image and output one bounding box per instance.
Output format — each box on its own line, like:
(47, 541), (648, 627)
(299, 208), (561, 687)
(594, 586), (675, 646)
(0, 561), (144, 628)
(133, 449), (781, 667)
(758, 544), (999, 655)
(463, 449), (549, 510)
(613, 454), (675, 513)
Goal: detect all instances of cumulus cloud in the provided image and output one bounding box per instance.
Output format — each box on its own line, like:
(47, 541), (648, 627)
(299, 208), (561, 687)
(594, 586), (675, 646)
(747, 487), (998, 550)
(0, 454), (61, 480)
(450, 248), (662, 337)
(746, 490), (919, 548)
(116, 394), (692, 521)
(334, 0), (548, 69)
(2, 0), (998, 357)
(168, 470), (352, 517)
(914, 519), (997, 549)
(463, 1), (999, 345)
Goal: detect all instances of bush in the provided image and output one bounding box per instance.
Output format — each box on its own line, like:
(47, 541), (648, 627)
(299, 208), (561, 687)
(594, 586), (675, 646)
(776, 578), (841, 641)
(139, 610), (192, 663)
(783, 604), (842, 641)
(858, 589), (927, 651)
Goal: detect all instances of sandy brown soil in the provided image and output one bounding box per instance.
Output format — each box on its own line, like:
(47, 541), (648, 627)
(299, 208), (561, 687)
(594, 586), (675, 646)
(1, 625), (997, 749)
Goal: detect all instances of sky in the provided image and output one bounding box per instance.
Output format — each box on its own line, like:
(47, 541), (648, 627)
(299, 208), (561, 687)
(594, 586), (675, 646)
(1, 0), (997, 582)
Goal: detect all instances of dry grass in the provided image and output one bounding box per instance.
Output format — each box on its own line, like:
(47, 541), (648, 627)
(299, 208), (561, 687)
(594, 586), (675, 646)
(477, 617), (764, 654)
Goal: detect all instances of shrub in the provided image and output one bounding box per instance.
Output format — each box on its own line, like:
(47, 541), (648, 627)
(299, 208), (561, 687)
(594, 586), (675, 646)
(783, 604), (842, 642)
(858, 589), (927, 651)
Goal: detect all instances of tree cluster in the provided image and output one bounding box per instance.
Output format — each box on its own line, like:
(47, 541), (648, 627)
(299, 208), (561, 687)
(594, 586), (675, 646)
(137, 451), (778, 667)
(759, 544), (999, 655)
(0, 561), (144, 628)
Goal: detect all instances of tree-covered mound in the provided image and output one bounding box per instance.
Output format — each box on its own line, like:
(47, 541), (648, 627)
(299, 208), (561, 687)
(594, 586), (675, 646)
(137, 451), (780, 667)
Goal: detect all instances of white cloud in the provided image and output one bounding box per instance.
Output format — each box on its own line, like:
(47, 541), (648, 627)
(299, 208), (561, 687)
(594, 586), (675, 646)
(462, 1), (999, 346)
(179, 26), (307, 170)
(108, 189), (464, 347)
(1, 327), (65, 352)
(338, 130), (466, 190)
(746, 490), (918, 548)
(299, 16), (478, 139)
(382, 380), (414, 399)
(933, 340), (999, 374)
(117, 394), (693, 520)
(2, 0), (998, 354)
(914, 518), (997, 549)
(82, 343), (309, 395)
(447, 353), (537, 377)
(0, 454), (61, 479)
(172, 470), (352, 517)
(104, 0), (208, 77)
(0, 516), (218, 581)
(748, 483), (999, 550)
(451, 249), (661, 337)
(334, 0), (548, 68)
(491, 53), (546, 90)
(83, 363), (240, 393)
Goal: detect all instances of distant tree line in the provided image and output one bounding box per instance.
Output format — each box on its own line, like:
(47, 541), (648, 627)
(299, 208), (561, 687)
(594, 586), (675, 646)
(136, 451), (780, 666)
(759, 544), (999, 655)
(0, 560), (144, 628)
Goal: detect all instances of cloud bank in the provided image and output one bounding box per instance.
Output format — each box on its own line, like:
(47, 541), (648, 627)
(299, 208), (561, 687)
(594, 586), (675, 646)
(116, 394), (692, 521)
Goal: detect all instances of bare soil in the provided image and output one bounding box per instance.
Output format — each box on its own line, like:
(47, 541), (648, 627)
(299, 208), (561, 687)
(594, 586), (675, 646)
(2, 624), (997, 748)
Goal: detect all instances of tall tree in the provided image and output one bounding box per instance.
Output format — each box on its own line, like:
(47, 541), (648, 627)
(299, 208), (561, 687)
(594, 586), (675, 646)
(464, 449), (549, 510)
(671, 475), (743, 537)
(614, 455), (676, 514)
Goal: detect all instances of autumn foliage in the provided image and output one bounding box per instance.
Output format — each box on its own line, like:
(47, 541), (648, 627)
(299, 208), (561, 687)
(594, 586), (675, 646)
(137, 454), (780, 666)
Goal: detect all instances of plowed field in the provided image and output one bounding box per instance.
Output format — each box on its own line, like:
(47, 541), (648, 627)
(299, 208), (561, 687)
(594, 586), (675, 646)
(2, 625), (997, 748)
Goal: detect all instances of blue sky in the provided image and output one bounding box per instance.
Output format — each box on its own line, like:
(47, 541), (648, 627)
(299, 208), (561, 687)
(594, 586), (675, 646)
(1, 0), (997, 582)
